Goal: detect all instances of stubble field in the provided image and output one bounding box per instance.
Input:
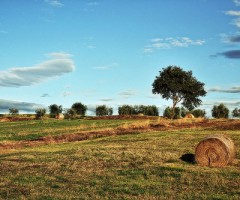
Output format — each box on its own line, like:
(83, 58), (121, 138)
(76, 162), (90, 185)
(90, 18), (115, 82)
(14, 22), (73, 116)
(0, 117), (239, 199)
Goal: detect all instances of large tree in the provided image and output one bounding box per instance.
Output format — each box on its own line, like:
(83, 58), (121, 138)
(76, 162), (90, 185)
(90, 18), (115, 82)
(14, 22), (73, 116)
(152, 66), (206, 119)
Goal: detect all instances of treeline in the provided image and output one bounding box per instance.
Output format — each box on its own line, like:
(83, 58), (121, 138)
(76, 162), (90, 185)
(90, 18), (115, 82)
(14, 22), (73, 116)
(118, 105), (159, 116)
(6, 102), (240, 119)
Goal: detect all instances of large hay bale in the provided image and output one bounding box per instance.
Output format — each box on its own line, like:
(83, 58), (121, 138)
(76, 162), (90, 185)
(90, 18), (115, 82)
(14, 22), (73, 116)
(195, 134), (236, 167)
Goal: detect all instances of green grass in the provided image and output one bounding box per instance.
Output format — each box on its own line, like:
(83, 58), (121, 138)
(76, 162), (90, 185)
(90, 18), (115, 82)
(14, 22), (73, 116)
(0, 119), (134, 141)
(0, 119), (239, 199)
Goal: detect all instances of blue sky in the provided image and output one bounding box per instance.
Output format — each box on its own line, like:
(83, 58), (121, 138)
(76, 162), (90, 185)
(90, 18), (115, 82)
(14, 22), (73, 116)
(0, 0), (240, 116)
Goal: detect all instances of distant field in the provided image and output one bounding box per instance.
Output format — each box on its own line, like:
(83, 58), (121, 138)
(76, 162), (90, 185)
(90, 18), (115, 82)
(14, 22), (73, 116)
(0, 118), (239, 199)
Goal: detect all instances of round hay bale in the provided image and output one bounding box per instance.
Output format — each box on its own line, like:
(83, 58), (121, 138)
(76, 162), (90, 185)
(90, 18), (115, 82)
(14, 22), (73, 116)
(195, 134), (236, 167)
(184, 113), (194, 119)
(56, 113), (64, 120)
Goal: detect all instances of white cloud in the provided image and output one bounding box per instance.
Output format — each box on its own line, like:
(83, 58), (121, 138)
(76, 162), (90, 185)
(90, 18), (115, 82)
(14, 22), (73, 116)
(203, 99), (240, 107)
(93, 63), (119, 70)
(84, 1), (100, 12)
(86, 1), (100, 6)
(41, 93), (51, 97)
(232, 18), (240, 28)
(208, 86), (240, 93)
(144, 37), (205, 53)
(100, 98), (114, 102)
(0, 99), (45, 113)
(119, 90), (137, 98)
(0, 52), (75, 87)
(45, 0), (64, 7)
(225, 10), (240, 16)
(233, 0), (240, 6)
(86, 45), (96, 49)
(63, 91), (72, 97)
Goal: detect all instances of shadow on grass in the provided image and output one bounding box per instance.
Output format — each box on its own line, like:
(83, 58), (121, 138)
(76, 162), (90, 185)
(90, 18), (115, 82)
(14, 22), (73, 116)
(180, 153), (195, 164)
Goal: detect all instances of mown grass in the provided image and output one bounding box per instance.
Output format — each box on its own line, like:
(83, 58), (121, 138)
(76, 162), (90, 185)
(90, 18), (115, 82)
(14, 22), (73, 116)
(0, 119), (136, 141)
(0, 119), (239, 199)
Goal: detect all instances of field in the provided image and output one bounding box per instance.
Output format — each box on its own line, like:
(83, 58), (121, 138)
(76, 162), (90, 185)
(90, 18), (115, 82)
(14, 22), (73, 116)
(0, 117), (239, 199)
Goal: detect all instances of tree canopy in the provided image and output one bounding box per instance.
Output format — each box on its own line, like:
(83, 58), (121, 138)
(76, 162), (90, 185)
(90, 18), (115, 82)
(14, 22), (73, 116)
(212, 103), (229, 119)
(152, 66), (206, 119)
(49, 104), (62, 117)
(96, 105), (113, 116)
(232, 108), (240, 118)
(71, 102), (87, 116)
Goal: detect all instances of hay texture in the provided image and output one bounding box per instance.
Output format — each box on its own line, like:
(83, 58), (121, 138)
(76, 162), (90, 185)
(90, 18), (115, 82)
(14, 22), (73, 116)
(184, 113), (194, 119)
(56, 113), (64, 120)
(195, 134), (236, 167)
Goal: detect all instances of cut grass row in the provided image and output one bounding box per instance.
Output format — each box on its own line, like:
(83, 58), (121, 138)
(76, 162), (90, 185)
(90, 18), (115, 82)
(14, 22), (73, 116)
(0, 119), (136, 141)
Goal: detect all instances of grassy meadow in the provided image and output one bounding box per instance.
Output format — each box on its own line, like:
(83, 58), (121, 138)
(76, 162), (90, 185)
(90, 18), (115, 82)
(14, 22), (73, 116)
(0, 118), (239, 199)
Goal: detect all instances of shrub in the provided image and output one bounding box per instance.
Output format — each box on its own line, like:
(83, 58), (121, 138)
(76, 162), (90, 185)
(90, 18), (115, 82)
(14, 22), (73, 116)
(118, 105), (135, 115)
(64, 108), (77, 119)
(163, 107), (181, 119)
(134, 105), (159, 116)
(232, 108), (240, 118)
(49, 104), (62, 118)
(191, 109), (206, 118)
(71, 102), (87, 116)
(9, 108), (19, 115)
(35, 108), (46, 120)
(118, 105), (159, 116)
(212, 104), (229, 119)
(96, 105), (113, 116)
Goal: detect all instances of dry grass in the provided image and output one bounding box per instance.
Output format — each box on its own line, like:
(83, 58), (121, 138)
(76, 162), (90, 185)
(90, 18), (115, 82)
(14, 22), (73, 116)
(0, 126), (239, 199)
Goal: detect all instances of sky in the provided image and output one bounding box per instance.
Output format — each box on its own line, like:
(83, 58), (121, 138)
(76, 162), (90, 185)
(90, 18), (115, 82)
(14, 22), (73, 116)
(0, 0), (240, 116)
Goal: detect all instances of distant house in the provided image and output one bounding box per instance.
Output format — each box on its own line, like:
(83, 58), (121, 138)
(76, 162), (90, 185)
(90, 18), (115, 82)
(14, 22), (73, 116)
(56, 113), (64, 120)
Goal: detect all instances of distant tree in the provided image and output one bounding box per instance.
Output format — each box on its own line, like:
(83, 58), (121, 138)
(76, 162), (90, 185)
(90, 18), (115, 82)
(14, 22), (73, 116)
(134, 105), (159, 116)
(152, 66), (206, 119)
(146, 105), (159, 116)
(71, 102), (87, 116)
(118, 105), (135, 115)
(232, 108), (240, 118)
(180, 107), (188, 118)
(64, 108), (77, 119)
(108, 107), (113, 116)
(35, 108), (46, 120)
(96, 105), (113, 116)
(9, 108), (19, 115)
(118, 105), (159, 116)
(212, 104), (229, 119)
(163, 106), (181, 119)
(49, 104), (62, 117)
(191, 109), (206, 118)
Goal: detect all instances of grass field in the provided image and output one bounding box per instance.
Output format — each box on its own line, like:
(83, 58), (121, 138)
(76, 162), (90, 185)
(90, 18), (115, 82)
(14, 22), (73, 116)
(0, 117), (239, 199)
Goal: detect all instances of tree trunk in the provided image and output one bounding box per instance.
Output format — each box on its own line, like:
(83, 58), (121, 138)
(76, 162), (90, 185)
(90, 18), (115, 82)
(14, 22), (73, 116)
(171, 100), (177, 119)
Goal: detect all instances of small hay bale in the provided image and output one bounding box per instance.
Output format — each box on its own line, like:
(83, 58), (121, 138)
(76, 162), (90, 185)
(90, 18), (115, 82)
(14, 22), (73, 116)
(184, 113), (194, 119)
(56, 113), (64, 120)
(195, 134), (236, 167)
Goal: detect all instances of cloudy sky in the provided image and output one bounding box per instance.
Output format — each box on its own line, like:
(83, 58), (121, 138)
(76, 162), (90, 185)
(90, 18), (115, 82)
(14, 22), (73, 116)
(0, 0), (240, 116)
